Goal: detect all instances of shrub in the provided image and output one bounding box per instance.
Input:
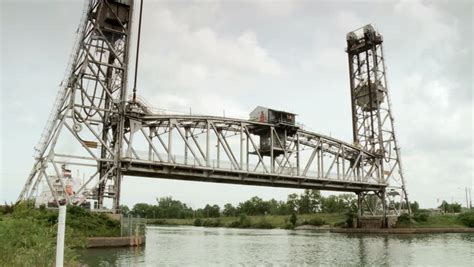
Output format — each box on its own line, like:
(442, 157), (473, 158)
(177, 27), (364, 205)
(39, 204), (46, 212)
(413, 213), (429, 222)
(457, 212), (474, 228)
(345, 211), (356, 228)
(0, 203), (14, 215)
(202, 219), (221, 227)
(283, 222), (294, 230)
(238, 214), (252, 228)
(193, 218), (202, 226)
(397, 213), (411, 224)
(308, 217), (326, 226)
(227, 220), (240, 228)
(289, 213), (297, 226)
(150, 219), (167, 225)
(0, 204), (79, 265)
(254, 218), (273, 229)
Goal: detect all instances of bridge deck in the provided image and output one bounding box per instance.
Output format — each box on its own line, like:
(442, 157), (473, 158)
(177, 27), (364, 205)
(122, 159), (386, 192)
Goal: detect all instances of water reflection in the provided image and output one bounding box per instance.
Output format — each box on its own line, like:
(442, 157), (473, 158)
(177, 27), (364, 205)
(79, 246), (145, 266)
(80, 226), (474, 266)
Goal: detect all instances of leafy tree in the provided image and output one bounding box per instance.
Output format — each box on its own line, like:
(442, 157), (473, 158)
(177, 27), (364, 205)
(287, 193), (300, 213)
(451, 203), (462, 213)
(438, 201), (462, 213)
(131, 203), (153, 218)
(339, 193), (357, 212)
(298, 190), (322, 213)
(203, 204), (220, 218)
(275, 200), (291, 215)
(195, 208), (205, 218)
(223, 203), (237, 217)
(320, 194), (355, 213)
(238, 196), (270, 216)
(120, 205), (130, 216)
(410, 201), (420, 213)
(439, 200), (450, 213)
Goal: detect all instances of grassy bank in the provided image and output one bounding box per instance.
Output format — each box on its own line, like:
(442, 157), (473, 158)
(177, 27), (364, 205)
(396, 213), (472, 228)
(0, 202), (121, 265)
(147, 213), (347, 229)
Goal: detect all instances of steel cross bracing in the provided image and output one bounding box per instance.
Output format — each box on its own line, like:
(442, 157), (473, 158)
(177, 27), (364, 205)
(346, 25), (410, 216)
(18, 0), (409, 219)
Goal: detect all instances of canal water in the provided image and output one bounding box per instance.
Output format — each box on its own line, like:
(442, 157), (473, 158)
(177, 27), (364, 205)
(79, 226), (473, 266)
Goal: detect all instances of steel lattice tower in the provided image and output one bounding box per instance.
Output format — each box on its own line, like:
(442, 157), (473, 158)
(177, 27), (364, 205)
(346, 25), (410, 217)
(18, 0), (133, 211)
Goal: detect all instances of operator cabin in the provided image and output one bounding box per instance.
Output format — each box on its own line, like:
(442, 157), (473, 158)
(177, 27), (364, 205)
(249, 106), (297, 157)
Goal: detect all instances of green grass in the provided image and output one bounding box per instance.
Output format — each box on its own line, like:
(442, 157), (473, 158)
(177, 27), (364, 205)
(0, 202), (122, 266)
(147, 213), (347, 229)
(396, 213), (466, 228)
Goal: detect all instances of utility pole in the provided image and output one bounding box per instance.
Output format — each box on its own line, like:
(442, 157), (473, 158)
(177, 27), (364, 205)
(56, 205), (67, 267)
(465, 187), (469, 209)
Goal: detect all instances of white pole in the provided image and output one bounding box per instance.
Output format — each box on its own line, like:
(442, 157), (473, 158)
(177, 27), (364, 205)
(56, 205), (67, 267)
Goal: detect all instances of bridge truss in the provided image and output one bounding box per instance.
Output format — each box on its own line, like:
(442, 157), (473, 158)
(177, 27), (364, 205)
(18, 0), (410, 222)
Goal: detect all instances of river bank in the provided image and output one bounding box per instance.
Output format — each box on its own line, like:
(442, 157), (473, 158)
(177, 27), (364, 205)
(0, 203), (122, 265)
(331, 227), (474, 234)
(147, 213), (346, 229)
(146, 212), (473, 231)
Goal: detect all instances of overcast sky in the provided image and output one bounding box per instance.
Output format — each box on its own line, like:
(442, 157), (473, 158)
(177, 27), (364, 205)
(1, 0), (472, 209)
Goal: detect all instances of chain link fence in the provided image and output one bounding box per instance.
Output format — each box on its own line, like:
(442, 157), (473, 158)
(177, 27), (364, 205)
(121, 215), (147, 237)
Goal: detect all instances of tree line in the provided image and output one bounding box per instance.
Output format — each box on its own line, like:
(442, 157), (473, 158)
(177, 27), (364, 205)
(117, 191), (468, 219)
(121, 190), (371, 219)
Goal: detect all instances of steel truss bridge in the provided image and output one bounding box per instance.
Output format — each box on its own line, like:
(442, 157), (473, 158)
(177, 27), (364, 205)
(18, 0), (410, 222)
(122, 114), (384, 192)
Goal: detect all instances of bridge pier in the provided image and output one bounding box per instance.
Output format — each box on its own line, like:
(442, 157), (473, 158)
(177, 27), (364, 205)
(356, 192), (363, 228)
(381, 190), (388, 228)
(355, 190), (389, 228)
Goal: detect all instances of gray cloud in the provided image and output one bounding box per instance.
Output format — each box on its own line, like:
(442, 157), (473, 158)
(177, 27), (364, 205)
(1, 0), (472, 209)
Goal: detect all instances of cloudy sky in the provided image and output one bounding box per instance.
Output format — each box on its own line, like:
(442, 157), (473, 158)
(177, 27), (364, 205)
(1, 0), (472, 209)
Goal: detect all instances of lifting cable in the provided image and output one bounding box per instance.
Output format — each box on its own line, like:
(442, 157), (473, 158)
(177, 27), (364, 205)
(132, 0), (144, 103)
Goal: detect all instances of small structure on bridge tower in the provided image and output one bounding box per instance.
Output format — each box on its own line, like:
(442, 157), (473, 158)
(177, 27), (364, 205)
(249, 106), (298, 157)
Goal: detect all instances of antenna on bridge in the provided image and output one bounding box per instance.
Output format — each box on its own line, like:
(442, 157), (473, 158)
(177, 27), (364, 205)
(132, 0), (144, 103)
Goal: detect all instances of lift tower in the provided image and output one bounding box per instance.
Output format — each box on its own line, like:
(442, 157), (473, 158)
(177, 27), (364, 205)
(18, 0), (133, 211)
(346, 25), (410, 216)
